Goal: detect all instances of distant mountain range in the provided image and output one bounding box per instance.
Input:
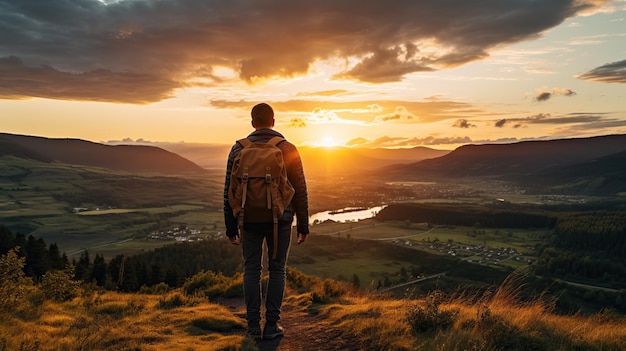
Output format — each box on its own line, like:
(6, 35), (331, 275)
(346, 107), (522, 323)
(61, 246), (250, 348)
(384, 134), (626, 195)
(3, 132), (625, 195)
(0, 133), (204, 174)
(146, 141), (450, 176)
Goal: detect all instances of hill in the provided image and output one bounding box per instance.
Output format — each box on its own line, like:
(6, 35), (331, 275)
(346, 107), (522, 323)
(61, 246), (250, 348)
(384, 134), (626, 195)
(0, 132), (204, 175)
(2, 263), (625, 351)
(535, 150), (626, 195)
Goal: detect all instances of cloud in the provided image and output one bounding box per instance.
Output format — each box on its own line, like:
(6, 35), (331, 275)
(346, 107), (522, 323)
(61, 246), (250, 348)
(491, 112), (623, 132)
(347, 135), (472, 148)
(0, 0), (609, 103)
(288, 118), (307, 128)
(210, 98), (481, 124)
(577, 59), (626, 83)
(536, 92), (553, 101)
(452, 119), (476, 128)
(375, 106), (418, 123)
(296, 90), (350, 97)
(345, 137), (370, 147)
(0, 56), (176, 104)
(534, 87), (577, 102)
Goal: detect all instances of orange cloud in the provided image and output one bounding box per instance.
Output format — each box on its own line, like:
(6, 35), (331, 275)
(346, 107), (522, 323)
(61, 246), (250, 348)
(0, 0), (609, 103)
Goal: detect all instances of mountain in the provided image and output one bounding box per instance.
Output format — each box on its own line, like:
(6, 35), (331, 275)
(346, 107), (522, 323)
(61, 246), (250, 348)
(535, 149), (626, 195)
(383, 134), (626, 194)
(0, 133), (204, 174)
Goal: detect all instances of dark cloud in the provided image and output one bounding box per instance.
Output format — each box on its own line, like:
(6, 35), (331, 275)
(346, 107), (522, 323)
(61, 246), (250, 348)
(452, 119), (476, 128)
(0, 0), (607, 103)
(577, 59), (626, 83)
(536, 92), (552, 101)
(0, 56), (176, 103)
(491, 112), (622, 131)
(534, 88), (577, 102)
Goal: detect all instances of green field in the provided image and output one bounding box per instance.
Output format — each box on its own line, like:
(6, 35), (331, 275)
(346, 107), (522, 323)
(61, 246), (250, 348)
(0, 156), (223, 256)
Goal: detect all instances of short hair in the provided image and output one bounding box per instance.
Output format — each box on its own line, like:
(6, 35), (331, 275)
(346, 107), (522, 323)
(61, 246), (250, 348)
(251, 103), (274, 128)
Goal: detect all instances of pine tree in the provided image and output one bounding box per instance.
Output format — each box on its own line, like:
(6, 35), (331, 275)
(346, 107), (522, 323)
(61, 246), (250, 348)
(91, 254), (107, 286)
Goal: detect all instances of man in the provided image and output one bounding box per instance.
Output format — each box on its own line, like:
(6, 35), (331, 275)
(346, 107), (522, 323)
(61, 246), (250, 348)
(223, 102), (309, 340)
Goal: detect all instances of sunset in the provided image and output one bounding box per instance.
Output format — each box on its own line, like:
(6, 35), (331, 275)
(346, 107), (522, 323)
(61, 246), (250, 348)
(1, 0), (625, 149)
(2, 2), (626, 350)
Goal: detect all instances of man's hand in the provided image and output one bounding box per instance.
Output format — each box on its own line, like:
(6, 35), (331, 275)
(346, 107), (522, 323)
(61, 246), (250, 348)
(296, 233), (307, 245)
(228, 234), (240, 245)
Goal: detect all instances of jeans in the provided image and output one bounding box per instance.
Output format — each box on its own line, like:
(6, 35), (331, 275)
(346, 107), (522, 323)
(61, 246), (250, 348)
(241, 222), (292, 327)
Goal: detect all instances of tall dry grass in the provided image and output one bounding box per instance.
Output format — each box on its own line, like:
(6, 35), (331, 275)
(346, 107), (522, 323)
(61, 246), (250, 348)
(311, 268), (626, 351)
(0, 290), (252, 351)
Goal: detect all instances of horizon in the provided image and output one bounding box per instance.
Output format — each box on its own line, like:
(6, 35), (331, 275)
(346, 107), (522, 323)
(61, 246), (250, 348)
(1, 1), (625, 149)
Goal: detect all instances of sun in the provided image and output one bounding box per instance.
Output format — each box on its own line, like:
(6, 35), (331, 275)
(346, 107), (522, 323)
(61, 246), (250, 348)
(318, 136), (339, 148)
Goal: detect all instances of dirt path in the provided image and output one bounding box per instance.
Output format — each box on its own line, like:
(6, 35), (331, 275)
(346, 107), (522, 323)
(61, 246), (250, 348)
(219, 297), (363, 351)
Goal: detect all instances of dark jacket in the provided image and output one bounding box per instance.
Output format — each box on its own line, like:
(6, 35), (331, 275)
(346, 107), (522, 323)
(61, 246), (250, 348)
(223, 128), (309, 238)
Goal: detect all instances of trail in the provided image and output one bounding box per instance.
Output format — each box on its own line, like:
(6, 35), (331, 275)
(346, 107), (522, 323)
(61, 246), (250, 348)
(219, 297), (363, 351)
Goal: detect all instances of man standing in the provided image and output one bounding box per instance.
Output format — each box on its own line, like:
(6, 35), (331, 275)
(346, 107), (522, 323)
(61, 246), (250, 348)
(224, 103), (309, 340)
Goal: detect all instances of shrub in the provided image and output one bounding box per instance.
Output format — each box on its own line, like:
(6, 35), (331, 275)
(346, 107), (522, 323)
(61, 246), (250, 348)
(158, 292), (204, 309)
(405, 290), (458, 334)
(182, 271), (243, 298)
(311, 279), (350, 304)
(138, 282), (170, 295)
(40, 267), (80, 302)
(0, 247), (32, 311)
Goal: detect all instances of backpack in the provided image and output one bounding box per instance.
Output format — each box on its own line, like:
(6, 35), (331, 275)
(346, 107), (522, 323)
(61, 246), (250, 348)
(228, 136), (295, 258)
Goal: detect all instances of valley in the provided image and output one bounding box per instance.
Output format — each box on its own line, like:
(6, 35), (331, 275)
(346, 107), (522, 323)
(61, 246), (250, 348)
(2, 133), (626, 316)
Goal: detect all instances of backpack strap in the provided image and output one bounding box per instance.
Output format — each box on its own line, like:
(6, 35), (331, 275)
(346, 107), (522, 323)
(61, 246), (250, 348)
(235, 138), (252, 240)
(237, 138), (252, 148)
(267, 136), (285, 259)
(267, 136), (285, 147)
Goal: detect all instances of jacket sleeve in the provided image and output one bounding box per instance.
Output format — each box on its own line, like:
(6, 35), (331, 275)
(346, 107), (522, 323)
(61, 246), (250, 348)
(223, 144), (239, 238)
(282, 142), (310, 235)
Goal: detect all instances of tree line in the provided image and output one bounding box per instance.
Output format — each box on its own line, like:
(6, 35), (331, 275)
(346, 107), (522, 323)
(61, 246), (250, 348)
(535, 211), (626, 289)
(0, 226), (242, 292)
(376, 203), (558, 229)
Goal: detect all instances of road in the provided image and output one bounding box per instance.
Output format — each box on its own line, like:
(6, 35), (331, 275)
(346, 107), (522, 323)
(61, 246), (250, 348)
(66, 238), (134, 256)
(378, 272), (447, 293)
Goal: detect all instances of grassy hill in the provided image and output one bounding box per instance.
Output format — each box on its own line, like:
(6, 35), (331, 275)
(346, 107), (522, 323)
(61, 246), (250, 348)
(0, 132), (204, 174)
(2, 261), (625, 351)
(384, 134), (626, 196)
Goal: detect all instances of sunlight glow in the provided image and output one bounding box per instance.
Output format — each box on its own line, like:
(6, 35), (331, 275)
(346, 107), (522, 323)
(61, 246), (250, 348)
(318, 136), (340, 148)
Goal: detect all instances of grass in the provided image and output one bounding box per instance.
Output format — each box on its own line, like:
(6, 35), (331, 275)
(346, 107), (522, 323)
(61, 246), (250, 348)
(0, 290), (248, 351)
(2, 264), (625, 351)
(311, 270), (626, 351)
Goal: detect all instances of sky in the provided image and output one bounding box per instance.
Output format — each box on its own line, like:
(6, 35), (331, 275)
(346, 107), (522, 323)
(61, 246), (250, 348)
(1, 0), (625, 150)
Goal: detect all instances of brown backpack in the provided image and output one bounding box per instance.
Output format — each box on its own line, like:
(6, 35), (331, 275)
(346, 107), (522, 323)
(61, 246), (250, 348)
(228, 136), (295, 258)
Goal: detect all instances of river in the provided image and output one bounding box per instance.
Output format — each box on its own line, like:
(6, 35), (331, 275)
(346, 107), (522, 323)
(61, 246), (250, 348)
(310, 205), (387, 223)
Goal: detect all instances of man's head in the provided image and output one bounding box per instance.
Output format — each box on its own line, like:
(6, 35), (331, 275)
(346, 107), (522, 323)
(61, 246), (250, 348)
(251, 103), (275, 129)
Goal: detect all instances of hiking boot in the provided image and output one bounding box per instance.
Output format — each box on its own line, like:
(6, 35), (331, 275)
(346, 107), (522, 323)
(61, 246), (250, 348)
(263, 323), (284, 340)
(246, 326), (262, 340)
